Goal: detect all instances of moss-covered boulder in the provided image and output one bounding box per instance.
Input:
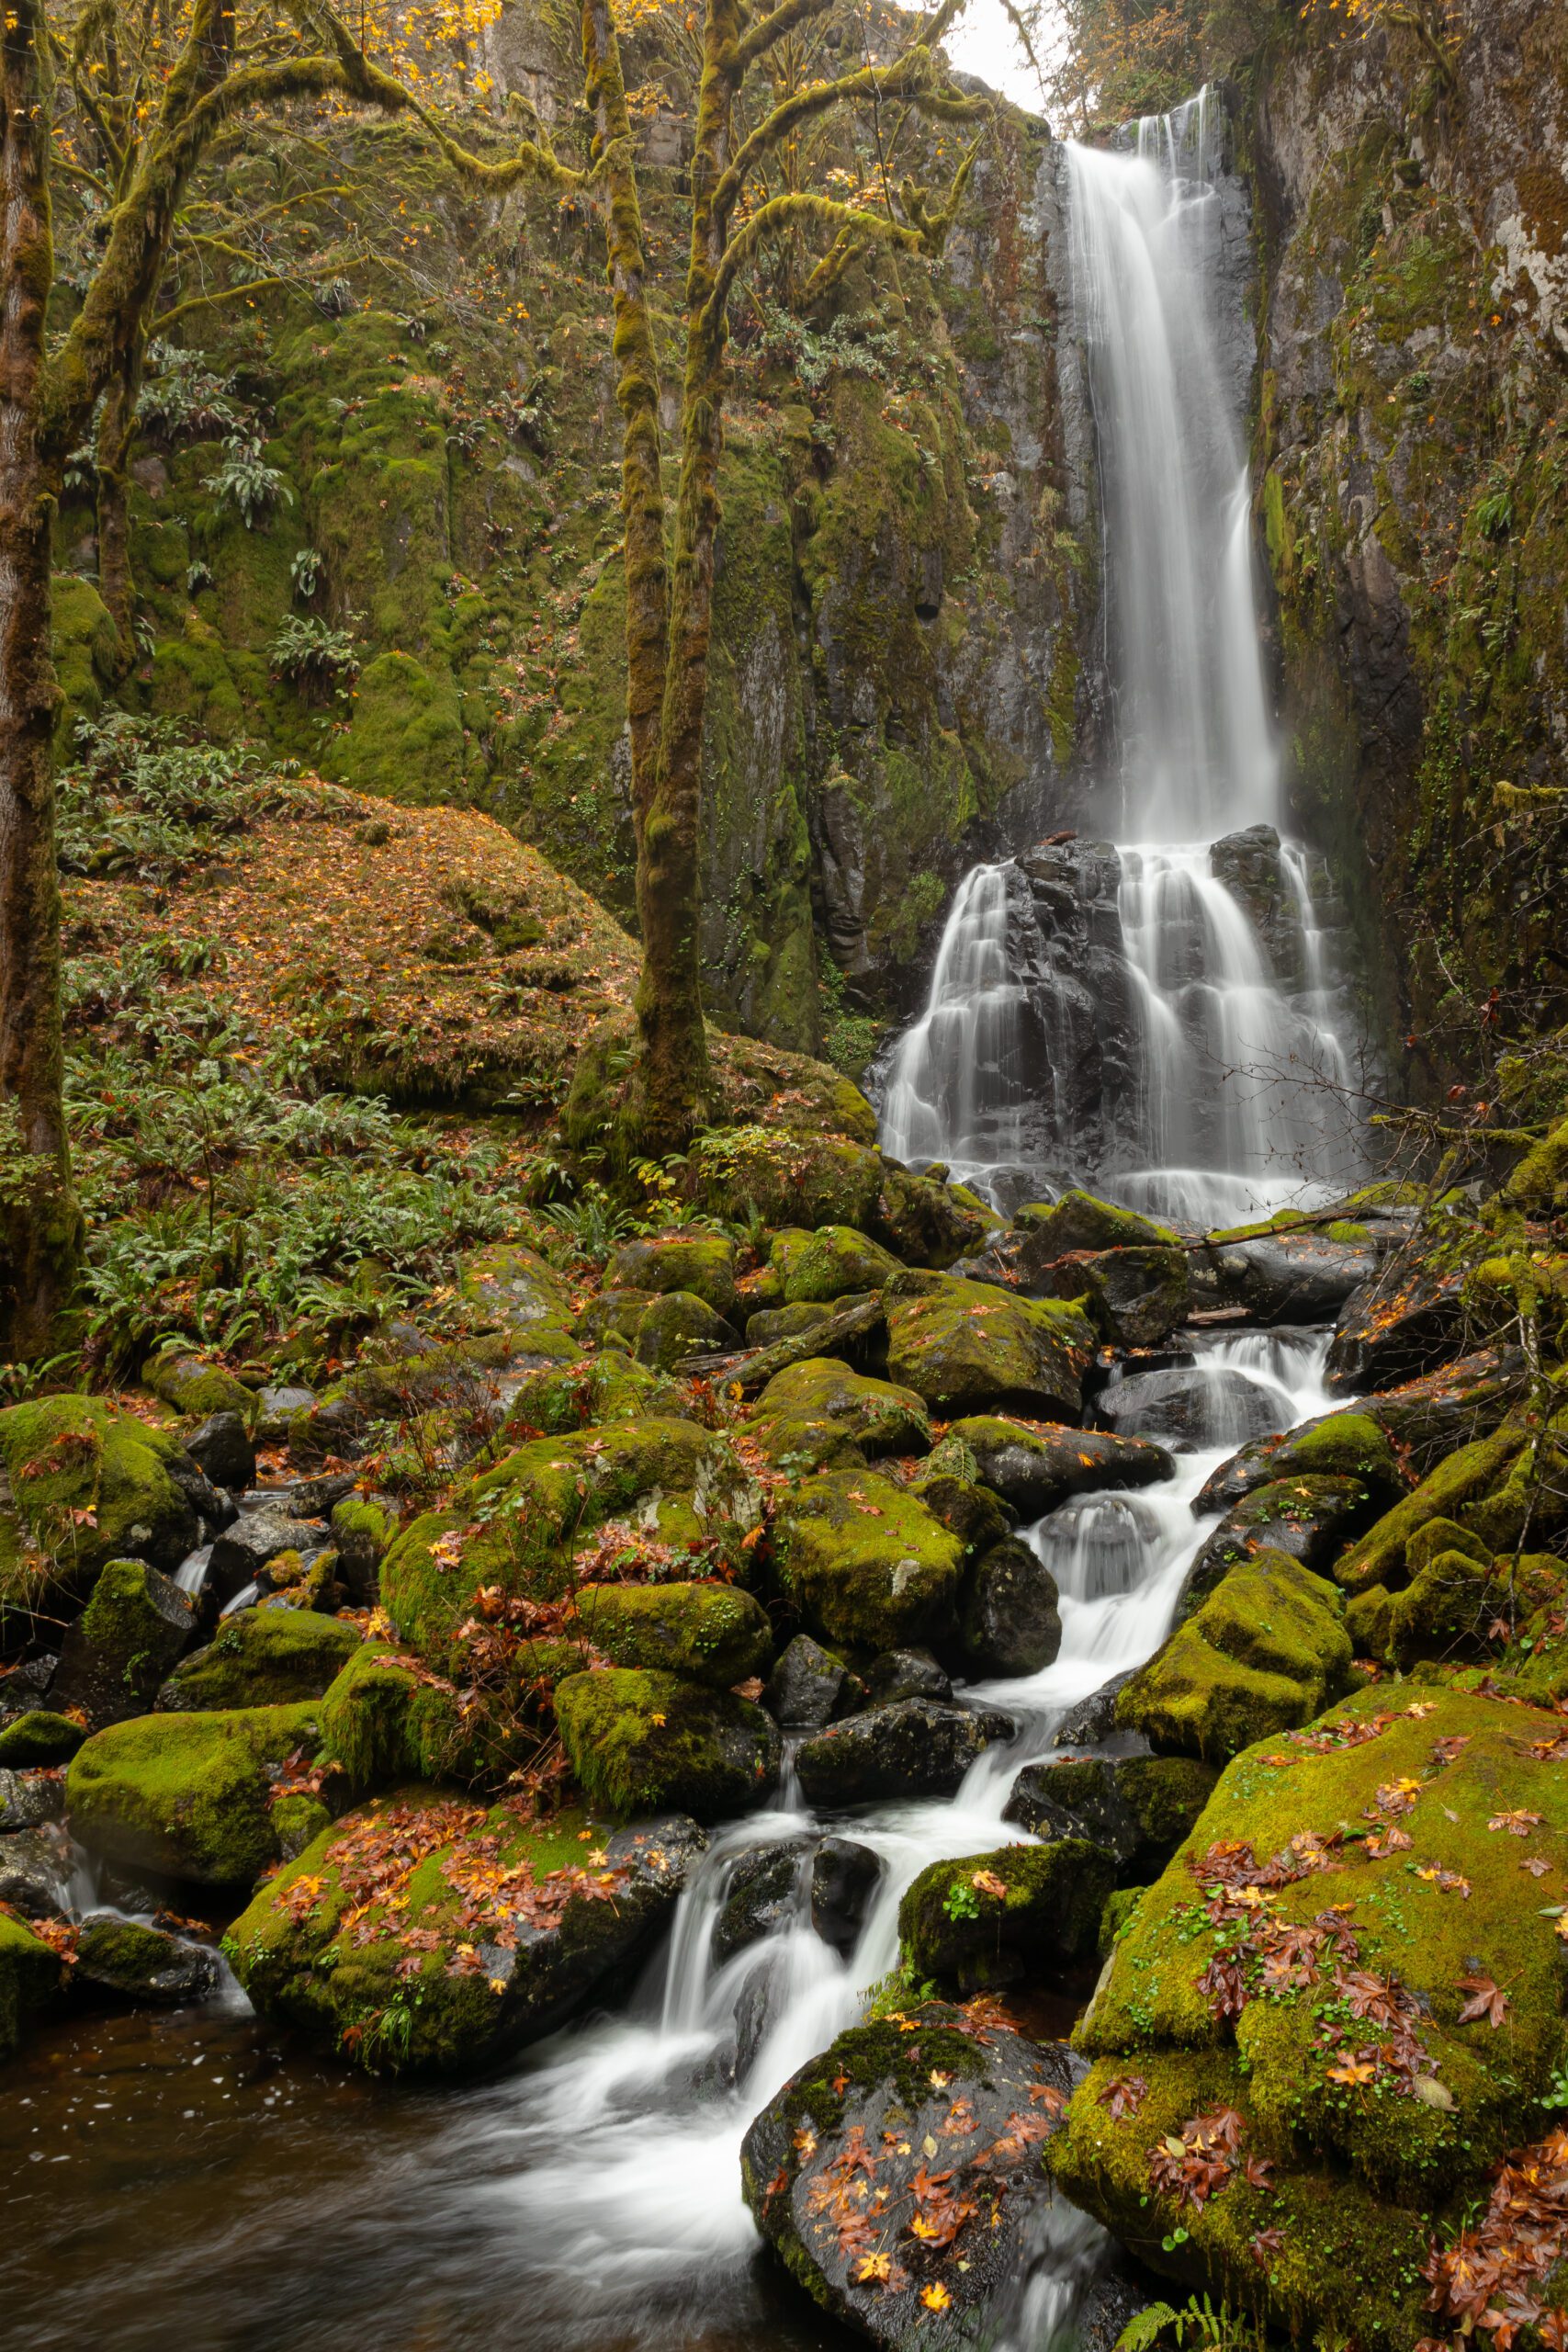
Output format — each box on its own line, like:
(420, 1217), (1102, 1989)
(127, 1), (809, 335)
(1334, 1425), (1530, 1595)
(158, 1608), (364, 1712)
(1052, 1683), (1568, 2348)
(1016, 1191), (1178, 1257)
(501, 1350), (688, 1438)
(380, 1419), (748, 1664)
(948, 1416), (1173, 1516)
(633, 1290), (739, 1370)
(0, 1710), (85, 1767)
(744, 1300), (840, 1351)
(1194, 1408), (1407, 1516)
(0, 1396), (201, 1633)
(771, 1225), (899, 1304)
(884, 1275), (1095, 1419)
(569, 1582), (773, 1690)
(65, 1702), (325, 1885)
(141, 1351), (256, 1422)
(690, 1127), (885, 1233)
(1032, 1244), (1190, 1350)
(73, 1914), (218, 2004)
(1117, 1550), (1353, 1761)
(49, 1558), (198, 1726)
(1002, 1753), (1221, 1883)
(741, 2001), (1080, 2346)
(1177, 1475), (1378, 1622)
(329, 1491), (400, 1600)
(573, 1287), (659, 1348)
(293, 1330), (570, 1461)
(772, 1471), (965, 1655)
(553, 1668), (780, 1820)
(747, 1357), (931, 1461)
(899, 1840), (1115, 1988)
(0, 1908), (63, 2061)
(1386, 1548), (1566, 1671)
(225, 1790), (705, 2074)
(606, 1232), (739, 1317)
(794, 1696), (1014, 1804)
(960, 1536), (1062, 1677)
(454, 1240), (572, 1329)
(316, 1635), (573, 1795)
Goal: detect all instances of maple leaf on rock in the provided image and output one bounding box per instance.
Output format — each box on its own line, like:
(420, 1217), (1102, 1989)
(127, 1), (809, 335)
(1097, 2074), (1148, 2122)
(1456, 1972), (1511, 2029)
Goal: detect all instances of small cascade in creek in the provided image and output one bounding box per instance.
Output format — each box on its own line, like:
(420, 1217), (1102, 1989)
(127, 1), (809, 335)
(874, 87), (1367, 1227)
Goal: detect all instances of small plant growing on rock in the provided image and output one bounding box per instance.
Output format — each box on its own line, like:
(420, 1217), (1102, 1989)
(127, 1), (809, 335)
(207, 435), (293, 530)
(270, 614), (363, 703)
(290, 547), (324, 602)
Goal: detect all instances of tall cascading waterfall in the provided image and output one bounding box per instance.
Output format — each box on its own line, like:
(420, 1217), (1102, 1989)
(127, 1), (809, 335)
(881, 93), (1364, 1226)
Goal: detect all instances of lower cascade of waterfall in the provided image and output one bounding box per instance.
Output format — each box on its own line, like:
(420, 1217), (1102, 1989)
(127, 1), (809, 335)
(878, 828), (1364, 1227)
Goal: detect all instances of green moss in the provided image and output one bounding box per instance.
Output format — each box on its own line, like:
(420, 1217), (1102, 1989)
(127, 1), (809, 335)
(772, 1224), (899, 1304)
(1337, 1429), (1526, 1593)
(141, 1351), (256, 1421)
(553, 1667), (779, 1820)
(66, 1702), (323, 1885)
(0, 1709), (85, 1766)
(772, 1469), (965, 1654)
(1015, 1192), (1179, 1253)
(0, 1910), (62, 2062)
(160, 1610), (364, 1712)
(883, 1274), (1095, 1418)
(606, 1234), (739, 1317)
(0, 1395), (196, 1628)
(747, 1357), (931, 1457)
(1118, 1551), (1353, 1760)
(1270, 1411), (1404, 1491)
(50, 573), (121, 749)
(898, 1840), (1116, 1989)
(570, 1582), (772, 1689)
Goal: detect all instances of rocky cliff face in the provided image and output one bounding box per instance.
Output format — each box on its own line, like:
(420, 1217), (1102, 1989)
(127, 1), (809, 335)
(1251, 0), (1568, 1085)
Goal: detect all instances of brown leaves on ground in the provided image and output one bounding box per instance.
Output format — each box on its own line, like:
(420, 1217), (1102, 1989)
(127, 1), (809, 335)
(1456, 1973), (1512, 2030)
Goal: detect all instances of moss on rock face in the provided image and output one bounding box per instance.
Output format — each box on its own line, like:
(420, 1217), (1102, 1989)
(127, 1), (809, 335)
(884, 1275), (1095, 1419)
(65, 1702), (323, 1885)
(455, 1242), (572, 1330)
(379, 1419), (744, 1664)
(0, 1396), (199, 1632)
(1054, 1682), (1568, 2346)
(1385, 1548), (1565, 1671)
(0, 1909), (62, 2062)
(569, 1583), (773, 1690)
(1016, 1192), (1178, 1254)
(1335, 1428), (1527, 1594)
(553, 1668), (780, 1821)
(949, 1416), (1173, 1515)
(747, 1357), (931, 1459)
(158, 1609), (364, 1712)
(772, 1471), (966, 1655)
(0, 1710), (85, 1767)
(898, 1839), (1115, 1990)
(223, 1788), (705, 2074)
(771, 1225), (899, 1305)
(1118, 1550), (1354, 1761)
(606, 1234), (739, 1318)
(141, 1352), (256, 1422)
(632, 1291), (738, 1371)
(315, 1636), (570, 1795)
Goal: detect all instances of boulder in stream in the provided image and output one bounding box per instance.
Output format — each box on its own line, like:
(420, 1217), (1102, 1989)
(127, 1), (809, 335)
(73, 1914), (219, 2004)
(1173, 1474), (1381, 1622)
(1209, 1230), (1378, 1323)
(49, 1559), (198, 1725)
(553, 1668), (781, 1822)
(1325, 1260), (1468, 1393)
(947, 1417), (1174, 1517)
(764, 1634), (858, 1729)
(1115, 1549), (1353, 1762)
(713, 1838), (812, 1963)
(884, 1273), (1095, 1420)
(1097, 1365), (1287, 1450)
(794, 1699), (1015, 1806)
(227, 1793), (705, 2074)
(66, 1702), (327, 1885)
(740, 1999), (1083, 2346)
(772, 1472), (964, 1656)
(0, 1908), (63, 2060)
(960, 1537), (1063, 1677)
(811, 1837), (883, 1953)
(1002, 1755), (1220, 1883)
(1192, 1408), (1407, 1514)
(156, 1606), (364, 1712)
(899, 1840), (1114, 1990)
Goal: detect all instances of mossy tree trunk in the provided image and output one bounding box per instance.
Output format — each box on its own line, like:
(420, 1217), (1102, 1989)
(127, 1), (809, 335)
(0, 0), (80, 1358)
(580, 0), (979, 1157)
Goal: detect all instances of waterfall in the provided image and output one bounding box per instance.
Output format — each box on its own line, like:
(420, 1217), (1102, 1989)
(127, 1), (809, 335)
(875, 89), (1365, 1227)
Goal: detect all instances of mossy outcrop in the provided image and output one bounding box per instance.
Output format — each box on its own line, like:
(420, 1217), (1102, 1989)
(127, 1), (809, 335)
(1016, 1192), (1178, 1257)
(0, 1396), (200, 1632)
(771, 1471), (965, 1656)
(553, 1668), (780, 1821)
(141, 1351), (256, 1423)
(224, 1789), (705, 2073)
(771, 1225), (899, 1304)
(65, 1702), (325, 1885)
(0, 1909), (62, 2062)
(158, 1608), (364, 1712)
(605, 1234), (739, 1317)
(0, 1711), (85, 1767)
(454, 1242), (573, 1331)
(746, 1356), (930, 1464)
(883, 1275), (1095, 1419)
(50, 1558), (198, 1725)
(898, 1839), (1115, 1990)
(1053, 1682), (1568, 2346)
(380, 1419), (747, 1664)
(569, 1582), (773, 1690)
(1117, 1550), (1354, 1761)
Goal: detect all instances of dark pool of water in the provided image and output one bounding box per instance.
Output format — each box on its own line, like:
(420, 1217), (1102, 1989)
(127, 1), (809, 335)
(4, 1996), (857, 2352)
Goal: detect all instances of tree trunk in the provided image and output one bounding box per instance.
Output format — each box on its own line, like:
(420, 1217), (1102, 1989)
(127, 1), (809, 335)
(0, 5), (81, 1356)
